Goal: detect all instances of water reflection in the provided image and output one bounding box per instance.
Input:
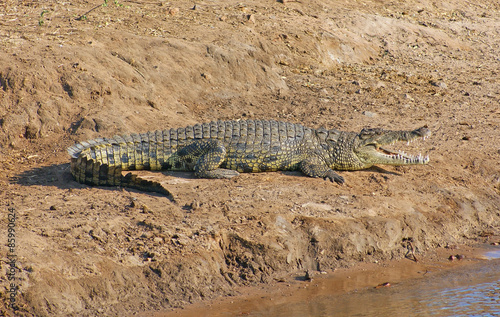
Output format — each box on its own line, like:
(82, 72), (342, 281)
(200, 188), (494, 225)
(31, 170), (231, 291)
(246, 259), (500, 317)
(485, 249), (500, 260)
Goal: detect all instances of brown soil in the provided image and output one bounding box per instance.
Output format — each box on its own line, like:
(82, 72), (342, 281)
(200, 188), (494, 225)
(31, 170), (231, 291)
(0, 0), (499, 316)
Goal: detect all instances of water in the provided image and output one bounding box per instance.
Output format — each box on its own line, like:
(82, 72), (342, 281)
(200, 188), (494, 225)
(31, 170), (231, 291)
(485, 250), (500, 260)
(245, 259), (500, 317)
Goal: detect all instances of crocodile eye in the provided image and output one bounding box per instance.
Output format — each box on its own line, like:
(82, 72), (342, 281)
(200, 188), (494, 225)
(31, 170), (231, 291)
(359, 128), (377, 139)
(360, 128), (380, 138)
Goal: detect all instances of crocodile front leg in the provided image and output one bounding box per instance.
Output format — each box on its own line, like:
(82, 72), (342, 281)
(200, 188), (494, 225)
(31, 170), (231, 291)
(177, 139), (240, 179)
(299, 157), (345, 184)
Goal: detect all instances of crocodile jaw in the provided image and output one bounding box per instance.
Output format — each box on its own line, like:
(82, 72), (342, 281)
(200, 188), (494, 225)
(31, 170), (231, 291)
(358, 145), (430, 166)
(354, 126), (431, 168)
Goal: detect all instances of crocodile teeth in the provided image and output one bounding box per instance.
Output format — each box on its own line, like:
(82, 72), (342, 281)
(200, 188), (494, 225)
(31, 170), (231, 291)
(391, 151), (429, 164)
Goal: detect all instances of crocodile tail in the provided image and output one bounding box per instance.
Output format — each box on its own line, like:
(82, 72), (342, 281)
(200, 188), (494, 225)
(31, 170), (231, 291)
(121, 172), (172, 196)
(67, 133), (172, 196)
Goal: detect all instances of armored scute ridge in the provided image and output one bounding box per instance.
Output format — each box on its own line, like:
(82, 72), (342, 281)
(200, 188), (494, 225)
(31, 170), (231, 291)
(67, 119), (431, 194)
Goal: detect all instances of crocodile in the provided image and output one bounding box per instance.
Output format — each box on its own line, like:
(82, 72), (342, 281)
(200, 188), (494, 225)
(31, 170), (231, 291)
(67, 119), (431, 194)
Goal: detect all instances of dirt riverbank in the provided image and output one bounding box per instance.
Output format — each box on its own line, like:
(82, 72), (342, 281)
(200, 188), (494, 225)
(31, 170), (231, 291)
(150, 243), (500, 317)
(0, 0), (499, 316)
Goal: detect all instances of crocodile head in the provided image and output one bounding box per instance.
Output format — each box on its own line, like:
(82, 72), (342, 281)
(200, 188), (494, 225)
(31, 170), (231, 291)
(331, 126), (431, 170)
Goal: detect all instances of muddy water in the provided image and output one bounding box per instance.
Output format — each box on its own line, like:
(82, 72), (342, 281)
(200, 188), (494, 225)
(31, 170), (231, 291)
(245, 258), (500, 317)
(153, 247), (500, 317)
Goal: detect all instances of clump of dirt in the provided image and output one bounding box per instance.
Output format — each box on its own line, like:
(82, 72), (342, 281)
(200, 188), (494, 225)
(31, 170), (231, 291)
(0, 0), (499, 316)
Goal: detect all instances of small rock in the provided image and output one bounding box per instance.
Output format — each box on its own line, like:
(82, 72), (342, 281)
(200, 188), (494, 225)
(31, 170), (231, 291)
(304, 270), (314, 281)
(301, 202), (332, 211)
(172, 234), (190, 246)
(128, 197), (138, 208)
(141, 204), (152, 213)
(89, 228), (107, 243)
(430, 80), (447, 89)
(247, 14), (256, 24)
(167, 7), (179, 16)
(363, 111), (378, 118)
(448, 254), (465, 261)
(375, 282), (391, 288)
(403, 93), (414, 101)
(201, 73), (212, 81)
(190, 200), (200, 210)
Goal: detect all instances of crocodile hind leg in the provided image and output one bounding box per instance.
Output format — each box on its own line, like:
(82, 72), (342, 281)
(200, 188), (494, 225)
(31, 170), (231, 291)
(177, 139), (240, 179)
(300, 157), (345, 184)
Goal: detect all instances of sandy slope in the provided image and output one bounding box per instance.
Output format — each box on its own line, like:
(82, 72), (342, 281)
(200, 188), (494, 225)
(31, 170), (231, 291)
(0, 0), (499, 315)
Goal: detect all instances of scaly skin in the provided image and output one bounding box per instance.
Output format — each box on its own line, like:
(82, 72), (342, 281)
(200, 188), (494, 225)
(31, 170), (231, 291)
(67, 120), (431, 194)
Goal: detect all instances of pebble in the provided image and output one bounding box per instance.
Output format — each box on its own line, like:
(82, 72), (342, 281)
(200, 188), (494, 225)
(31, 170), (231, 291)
(430, 80), (447, 89)
(363, 111), (378, 118)
(375, 282), (391, 288)
(301, 202), (332, 211)
(247, 14), (256, 24)
(141, 204), (152, 213)
(189, 200), (200, 210)
(403, 93), (414, 101)
(304, 270), (314, 281)
(448, 254), (465, 261)
(167, 7), (179, 16)
(201, 73), (212, 81)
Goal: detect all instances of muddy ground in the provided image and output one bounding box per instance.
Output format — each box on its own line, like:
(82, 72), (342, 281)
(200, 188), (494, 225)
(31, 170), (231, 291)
(0, 0), (499, 316)
(152, 245), (500, 317)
